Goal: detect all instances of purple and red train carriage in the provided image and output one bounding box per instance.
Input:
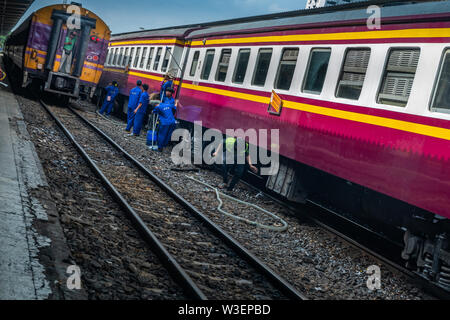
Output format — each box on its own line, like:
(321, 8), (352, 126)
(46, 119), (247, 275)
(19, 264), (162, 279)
(100, 0), (450, 289)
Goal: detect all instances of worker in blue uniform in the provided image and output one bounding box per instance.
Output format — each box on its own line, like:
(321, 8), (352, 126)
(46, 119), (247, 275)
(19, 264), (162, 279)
(159, 74), (173, 103)
(131, 84), (150, 137)
(162, 85), (175, 104)
(152, 88), (177, 152)
(99, 81), (119, 116)
(125, 80), (143, 133)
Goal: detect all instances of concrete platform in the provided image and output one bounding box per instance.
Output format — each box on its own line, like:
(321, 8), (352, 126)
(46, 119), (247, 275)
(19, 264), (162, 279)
(0, 68), (84, 300)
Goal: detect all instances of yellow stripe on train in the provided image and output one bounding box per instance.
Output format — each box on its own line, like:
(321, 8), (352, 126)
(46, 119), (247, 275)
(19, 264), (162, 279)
(190, 27), (450, 46)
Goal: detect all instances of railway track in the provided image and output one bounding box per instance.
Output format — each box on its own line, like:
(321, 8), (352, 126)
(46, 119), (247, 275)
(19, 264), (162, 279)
(234, 172), (450, 300)
(39, 100), (307, 300)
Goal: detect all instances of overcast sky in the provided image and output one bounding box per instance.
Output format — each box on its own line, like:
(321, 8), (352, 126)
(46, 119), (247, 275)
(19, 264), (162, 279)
(15, 0), (308, 34)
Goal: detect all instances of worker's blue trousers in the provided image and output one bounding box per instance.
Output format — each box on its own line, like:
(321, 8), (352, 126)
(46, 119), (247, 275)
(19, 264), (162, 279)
(157, 123), (176, 149)
(126, 108), (136, 131)
(99, 100), (114, 115)
(133, 112), (146, 136)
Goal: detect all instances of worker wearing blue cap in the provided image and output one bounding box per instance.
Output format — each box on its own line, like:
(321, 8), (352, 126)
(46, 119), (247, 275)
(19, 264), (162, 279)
(152, 87), (177, 152)
(99, 81), (119, 116)
(131, 84), (150, 136)
(125, 80), (143, 132)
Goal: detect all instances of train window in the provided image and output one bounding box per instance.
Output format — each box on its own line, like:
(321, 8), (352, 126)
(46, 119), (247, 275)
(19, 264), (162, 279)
(336, 49), (371, 100)
(128, 47), (135, 67)
(140, 47), (148, 69)
(107, 49), (114, 65)
(122, 48), (129, 67)
(133, 47), (141, 68)
(190, 51), (200, 77)
(303, 48), (331, 94)
(252, 48), (273, 87)
(153, 47), (162, 71)
(275, 48), (299, 90)
(161, 48), (171, 73)
(431, 49), (450, 113)
(118, 48), (124, 66)
(201, 49), (215, 80)
(233, 49), (250, 84)
(215, 49), (232, 82)
(112, 48), (119, 65)
(146, 47), (155, 70)
(377, 48), (420, 107)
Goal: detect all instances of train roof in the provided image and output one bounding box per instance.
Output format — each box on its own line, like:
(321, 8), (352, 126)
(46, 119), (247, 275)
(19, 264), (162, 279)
(112, 27), (194, 41)
(110, 0), (450, 42)
(186, 0), (450, 39)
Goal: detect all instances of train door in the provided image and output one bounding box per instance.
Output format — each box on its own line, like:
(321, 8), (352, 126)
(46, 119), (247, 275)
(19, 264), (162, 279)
(43, 8), (97, 97)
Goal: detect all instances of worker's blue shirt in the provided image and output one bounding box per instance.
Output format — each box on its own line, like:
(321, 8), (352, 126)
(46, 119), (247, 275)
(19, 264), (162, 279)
(105, 85), (119, 101)
(162, 96), (175, 105)
(160, 80), (173, 102)
(137, 91), (150, 114)
(153, 101), (176, 125)
(128, 86), (142, 109)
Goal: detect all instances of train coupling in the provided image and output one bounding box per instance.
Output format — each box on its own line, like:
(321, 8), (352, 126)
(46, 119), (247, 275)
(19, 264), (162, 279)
(44, 71), (80, 98)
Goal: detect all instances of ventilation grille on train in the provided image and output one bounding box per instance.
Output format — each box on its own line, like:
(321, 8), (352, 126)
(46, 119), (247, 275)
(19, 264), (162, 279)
(344, 49), (371, 73)
(378, 49), (420, 107)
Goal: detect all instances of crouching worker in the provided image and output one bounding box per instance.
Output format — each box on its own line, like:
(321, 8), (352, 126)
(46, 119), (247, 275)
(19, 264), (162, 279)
(213, 137), (258, 192)
(99, 81), (119, 116)
(125, 80), (143, 133)
(152, 89), (176, 152)
(131, 84), (150, 137)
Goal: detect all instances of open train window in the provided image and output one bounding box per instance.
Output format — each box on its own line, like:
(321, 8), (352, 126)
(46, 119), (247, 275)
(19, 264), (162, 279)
(139, 47), (148, 69)
(128, 47), (135, 67)
(107, 49), (114, 65)
(112, 48), (119, 65)
(336, 48), (371, 100)
(275, 48), (299, 91)
(122, 48), (129, 67)
(190, 51), (200, 77)
(216, 49), (232, 82)
(252, 48), (272, 87)
(161, 48), (171, 73)
(430, 49), (450, 114)
(233, 49), (250, 84)
(377, 48), (420, 107)
(146, 47), (154, 70)
(153, 47), (162, 71)
(133, 47), (141, 68)
(201, 49), (215, 80)
(303, 48), (331, 94)
(118, 48), (124, 66)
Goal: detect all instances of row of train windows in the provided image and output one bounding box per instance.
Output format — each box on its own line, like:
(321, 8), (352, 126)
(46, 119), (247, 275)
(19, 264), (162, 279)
(106, 46), (171, 73)
(190, 47), (450, 112)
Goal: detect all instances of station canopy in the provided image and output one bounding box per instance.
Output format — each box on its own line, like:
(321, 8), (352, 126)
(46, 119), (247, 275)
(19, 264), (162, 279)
(0, 0), (35, 35)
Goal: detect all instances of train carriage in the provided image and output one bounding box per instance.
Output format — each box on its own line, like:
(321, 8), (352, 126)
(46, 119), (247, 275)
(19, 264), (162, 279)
(5, 3), (111, 98)
(99, 0), (450, 289)
(100, 27), (189, 115)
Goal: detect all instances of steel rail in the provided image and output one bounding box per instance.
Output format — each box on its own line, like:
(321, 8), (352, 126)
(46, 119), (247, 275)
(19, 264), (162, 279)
(67, 106), (307, 301)
(234, 171), (450, 300)
(39, 100), (207, 300)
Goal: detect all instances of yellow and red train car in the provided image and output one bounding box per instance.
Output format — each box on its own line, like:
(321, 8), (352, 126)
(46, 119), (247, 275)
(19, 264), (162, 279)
(5, 3), (110, 98)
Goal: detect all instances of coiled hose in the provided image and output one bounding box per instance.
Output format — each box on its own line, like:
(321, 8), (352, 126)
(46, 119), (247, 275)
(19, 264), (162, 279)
(187, 175), (288, 232)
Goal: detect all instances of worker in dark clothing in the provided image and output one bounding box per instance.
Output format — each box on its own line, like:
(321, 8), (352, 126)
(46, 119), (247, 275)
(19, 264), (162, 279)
(131, 84), (150, 136)
(125, 80), (143, 133)
(213, 137), (258, 192)
(152, 91), (176, 152)
(99, 81), (119, 116)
